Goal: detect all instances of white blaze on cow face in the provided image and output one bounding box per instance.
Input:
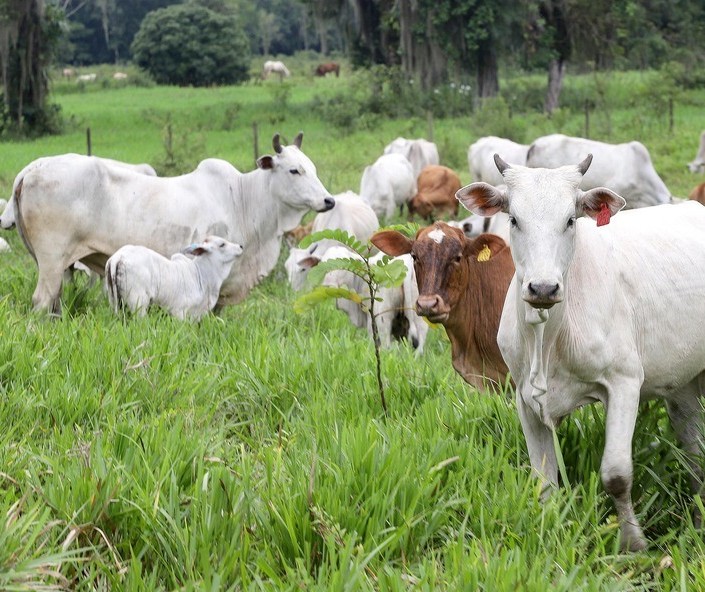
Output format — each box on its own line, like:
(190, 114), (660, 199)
(456, 154), (625, 309)
(427, 227), (446, 244)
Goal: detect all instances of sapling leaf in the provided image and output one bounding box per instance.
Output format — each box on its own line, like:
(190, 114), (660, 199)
(293, 286), (364, 313)
(299, 229), (366, 254)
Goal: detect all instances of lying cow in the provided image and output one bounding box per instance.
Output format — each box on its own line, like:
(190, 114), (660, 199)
(13, 133), (333, 315)
(106, 236), (243, 320)
(360, 153), (416, 219)
(285, 191), (379, 291)
(408, 165), (461, 221)
(372, 223), (513, 391)
(526, 133), (671, 208)
(298, 246), (428, 354)
(458, 153), (705, 552)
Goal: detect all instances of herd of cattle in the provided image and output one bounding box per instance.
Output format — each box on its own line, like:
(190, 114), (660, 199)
(4, 129), (705, 553)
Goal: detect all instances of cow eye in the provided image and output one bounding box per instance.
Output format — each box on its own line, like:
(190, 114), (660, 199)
(509, 216), (518, 229)
(289, 168), (300, 175)
(410, 252), (418, 262)
(566, 217), (575, 229)
(453, 254), (462, 264)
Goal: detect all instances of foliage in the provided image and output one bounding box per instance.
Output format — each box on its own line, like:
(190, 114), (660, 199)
(295, 227), (415, 415)
(130, 3), (251, 87)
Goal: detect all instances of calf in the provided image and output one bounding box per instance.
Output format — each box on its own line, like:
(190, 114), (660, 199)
(105, 236), (243, 321)
(408, 165), (461, 221)
(371, 223), (513, 390)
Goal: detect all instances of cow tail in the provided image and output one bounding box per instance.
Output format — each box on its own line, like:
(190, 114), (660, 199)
(13, 177), (37, 262)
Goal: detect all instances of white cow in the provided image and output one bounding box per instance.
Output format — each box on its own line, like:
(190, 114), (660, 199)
(13, 133), (334, 315)
(457, 153), (705, 552)
(77, 73), (97, 82)
(262, 60), (290, 81)
(105, 236), (243, 320)
(1, 155), (156, 231)
(468, 136), (529, 187)
(526, 133), (671, 208)
(360, 153), (416, 219)
(285, 191), (379, 291)
(448, 211), (511, 244)
(383, 137), (440, 179)
(298, 246), (428, 354)
(687, 130), (705, 173)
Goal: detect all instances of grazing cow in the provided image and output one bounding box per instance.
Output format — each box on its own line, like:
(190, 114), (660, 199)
(106, 236), (243, 321)
(526, 133), (671, 208)
(62, 67), (75, 78)
(77, 73), (97, 82)
(468, 136), (529, 187)
(448, 211), (511, 244)
(360, 153), (416, 219)
(298, 246), (428, 353)
(371, 224), (513, 391)
(687, 130), (705, 173)
(262, 60), (291, 81)
(13, 133), (334, 315)
(408, 165), (461, 220)
(284, 220), (314, 248)
(113, 72), (128, 80)
(457, 153), (705, 552)
(689, 182), (705, 205)
(315, 62), (340, 77)
(285, 191), (379, 291)
(383, 137), (440, 179)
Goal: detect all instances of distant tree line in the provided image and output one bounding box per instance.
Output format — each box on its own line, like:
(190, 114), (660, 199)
(1, 0), (704, 136)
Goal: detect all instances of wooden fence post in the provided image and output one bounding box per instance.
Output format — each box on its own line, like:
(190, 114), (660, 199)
(86, 127), (92, 156)
(584, 100), (590, 139)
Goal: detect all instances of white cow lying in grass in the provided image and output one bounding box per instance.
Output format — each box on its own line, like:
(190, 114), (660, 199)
(105, 236), (243, 320)
(298, 245), (428, 353)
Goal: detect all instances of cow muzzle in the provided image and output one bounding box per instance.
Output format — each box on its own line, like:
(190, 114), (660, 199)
(416, 294), (449, 323)
(523, 280), (563, 309)
(317, 196), (335, 212)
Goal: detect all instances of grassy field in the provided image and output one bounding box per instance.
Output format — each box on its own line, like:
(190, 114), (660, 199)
(1, 62), (705, 590)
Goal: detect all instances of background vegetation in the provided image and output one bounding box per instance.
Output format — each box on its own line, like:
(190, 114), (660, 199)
(0, 62), (704, 589)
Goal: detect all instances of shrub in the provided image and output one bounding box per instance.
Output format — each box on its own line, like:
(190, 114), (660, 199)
(131, 4), (251, 87)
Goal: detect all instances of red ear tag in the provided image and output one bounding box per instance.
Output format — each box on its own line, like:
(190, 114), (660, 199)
(596, 202), (611, 227)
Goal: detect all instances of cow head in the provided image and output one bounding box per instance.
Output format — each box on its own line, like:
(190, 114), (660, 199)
(456, 154), (624, 310)
(372, 222), (506, 324)
(257, 132), (335, 232)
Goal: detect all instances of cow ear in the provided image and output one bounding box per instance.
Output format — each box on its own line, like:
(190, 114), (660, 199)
(297, 256), (321, 270)
(370, 230), (412, 256)
(257, 155), (275, 170)
(456, 182), (507, 216)
(465, 232), (507, 260)
(579, 187), (626, 220)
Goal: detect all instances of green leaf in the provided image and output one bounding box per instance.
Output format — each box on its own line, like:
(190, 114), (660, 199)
(299, 229), (365, 254)
(294, 286), (364, 313)
(379, 222), (421, 238)
(370, 258), (408, 288)
(305, 256), (368, 288)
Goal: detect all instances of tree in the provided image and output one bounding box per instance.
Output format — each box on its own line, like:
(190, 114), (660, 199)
(0, 0), (63, 135)
(131, 3), (251, 87)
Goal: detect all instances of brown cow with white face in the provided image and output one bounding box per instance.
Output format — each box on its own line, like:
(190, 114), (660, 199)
(408, 165), (461, 221)
(371, 222), (514, 391)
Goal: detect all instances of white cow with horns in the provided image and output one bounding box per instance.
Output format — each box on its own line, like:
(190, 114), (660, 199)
(12, 133), (334, 315)
(457, 153), (705, 552)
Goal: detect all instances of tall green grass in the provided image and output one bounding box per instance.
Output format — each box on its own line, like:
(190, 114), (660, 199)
(0, 66), (704, 589)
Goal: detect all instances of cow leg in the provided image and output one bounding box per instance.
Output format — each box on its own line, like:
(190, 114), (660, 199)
(665, 390), (704, 526)
(601, 388), (646, 552)
(32, 263), (65, 316)
(516, 392), (558, 498)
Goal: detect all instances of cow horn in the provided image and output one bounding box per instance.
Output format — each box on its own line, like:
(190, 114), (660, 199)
(273, 133), (282, 154)
(577, 153), (593, 175)
(293, 131), (303, 148)
(494, 153), (510, 175)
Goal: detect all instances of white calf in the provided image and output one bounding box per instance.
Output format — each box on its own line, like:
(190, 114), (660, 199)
(105, 236), (243, 320)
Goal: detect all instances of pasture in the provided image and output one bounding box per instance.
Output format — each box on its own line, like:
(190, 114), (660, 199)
(1, 62), (705, 589)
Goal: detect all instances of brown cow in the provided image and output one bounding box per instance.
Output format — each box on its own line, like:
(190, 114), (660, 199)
(315, 62), (340, 77)
(371, 223), (514, 392)
(408, 165), (461, 221)
(689, 182), (705, 206)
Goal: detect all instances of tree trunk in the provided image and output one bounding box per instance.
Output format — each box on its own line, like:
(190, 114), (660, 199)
(476, 36), (499, 99)
(544, 57), (565, 114)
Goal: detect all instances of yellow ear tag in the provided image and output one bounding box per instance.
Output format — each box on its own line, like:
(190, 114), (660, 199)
(477, 244), (491, 262)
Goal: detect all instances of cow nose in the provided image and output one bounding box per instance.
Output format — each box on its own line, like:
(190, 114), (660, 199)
(416, 294), (441, 315)
(411, 336), (419, 349)
(323, 197), (335, 211)
(527, 281), (561, 300)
